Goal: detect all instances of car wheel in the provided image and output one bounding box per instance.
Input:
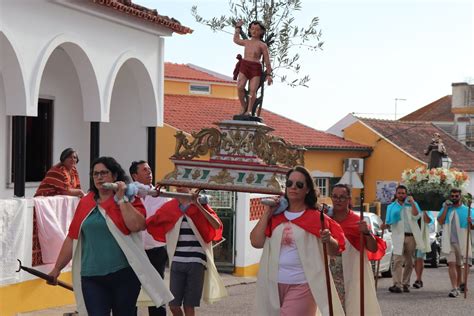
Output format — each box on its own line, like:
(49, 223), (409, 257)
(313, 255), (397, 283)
(431, 248), (440, 268)
(381, 256), (393, 278)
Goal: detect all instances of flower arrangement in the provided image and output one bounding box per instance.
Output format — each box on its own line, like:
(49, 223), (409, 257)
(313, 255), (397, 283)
(401, 167), (469, 195)
(401, 167), (470, 210)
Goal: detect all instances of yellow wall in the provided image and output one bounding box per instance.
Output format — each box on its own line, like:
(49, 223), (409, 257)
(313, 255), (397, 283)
(304, 150), (367, 204)
(164, 81), (237, 99)
(344, 121), (425, 202)
(155, 124), (181, 181)
(304, 150), (366, 177)
(0, 272), (74, 316)
(155, 124), (211, 181)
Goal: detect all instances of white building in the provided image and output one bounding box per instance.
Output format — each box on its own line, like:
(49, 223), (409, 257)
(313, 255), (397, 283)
(0, 1), (191, 314)
(0, 0), (192, 199)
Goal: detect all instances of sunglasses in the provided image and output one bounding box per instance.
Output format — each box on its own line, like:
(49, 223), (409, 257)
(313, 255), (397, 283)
(285, 180), (305, 189)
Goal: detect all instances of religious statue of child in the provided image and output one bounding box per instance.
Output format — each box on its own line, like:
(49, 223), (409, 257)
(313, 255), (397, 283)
(233, 20), (273, 117)
(424, 132), (447, 169)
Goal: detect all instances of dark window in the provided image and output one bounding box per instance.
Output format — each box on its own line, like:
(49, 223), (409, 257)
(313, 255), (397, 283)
(11, 99), (53, 182)
(189, 84), (210, 94)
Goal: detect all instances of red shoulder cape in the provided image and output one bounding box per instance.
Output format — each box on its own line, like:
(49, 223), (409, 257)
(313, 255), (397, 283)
(265, 209), (346, 252)
(146, 199), (223, 244)
(67, 192), (146, 239)
(337, 210), (386, 261)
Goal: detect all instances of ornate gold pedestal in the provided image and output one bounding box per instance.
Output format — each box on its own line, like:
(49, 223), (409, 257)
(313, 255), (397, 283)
(159, 120), (305, 194)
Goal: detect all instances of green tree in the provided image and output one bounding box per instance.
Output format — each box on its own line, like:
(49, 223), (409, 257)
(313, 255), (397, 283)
(191, 0), (323, 88)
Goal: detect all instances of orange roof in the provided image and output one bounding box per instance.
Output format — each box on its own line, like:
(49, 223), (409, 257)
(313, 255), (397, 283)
(90, 0), (193, 35)
(164, 94), (371, 151)
(399, 95), (453, 122)
(360, 118), (474, 171)
(165, 63), (236, 84)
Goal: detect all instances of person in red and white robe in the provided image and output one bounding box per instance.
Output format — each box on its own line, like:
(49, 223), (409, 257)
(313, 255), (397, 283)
(328, 184), (386, 315)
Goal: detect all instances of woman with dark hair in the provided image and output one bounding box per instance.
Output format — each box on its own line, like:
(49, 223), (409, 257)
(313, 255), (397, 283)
(48, 156), (173, 315)
(251, 165), (346, 316)
(34, 148), (85, 197)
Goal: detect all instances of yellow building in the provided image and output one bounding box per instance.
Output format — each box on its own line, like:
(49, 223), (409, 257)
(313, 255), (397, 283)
(331, 115), (474, 205)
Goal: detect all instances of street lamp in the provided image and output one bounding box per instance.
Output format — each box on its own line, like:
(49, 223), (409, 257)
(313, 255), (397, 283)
(394, 98), (407, 120)
(442, 156), (452, 169)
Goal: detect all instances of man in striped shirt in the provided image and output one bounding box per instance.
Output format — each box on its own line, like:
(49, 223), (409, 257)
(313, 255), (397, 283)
(146, 187), (227, 316)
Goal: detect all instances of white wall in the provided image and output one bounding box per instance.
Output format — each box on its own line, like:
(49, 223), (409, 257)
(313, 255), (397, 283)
(0, 0), (172, 197)
(235, 192), (277, 269)
(0, 73), (10, 198)
(0, 0), (166, 123)
(100, 63), (147, 173)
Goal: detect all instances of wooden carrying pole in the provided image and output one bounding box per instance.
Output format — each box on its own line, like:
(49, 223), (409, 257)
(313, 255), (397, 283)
(320, 211), (334, 316)
(464, 200), (472, 299)
(359, 193), (365, 316)
(16, 259), (73, 291)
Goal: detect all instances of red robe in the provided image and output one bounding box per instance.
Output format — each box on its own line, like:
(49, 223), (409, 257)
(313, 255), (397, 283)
(265, 209), (346, 252)
(336, 210), (386, 261)
(146, 199), (223, 244)
(67, 192), (146, 239)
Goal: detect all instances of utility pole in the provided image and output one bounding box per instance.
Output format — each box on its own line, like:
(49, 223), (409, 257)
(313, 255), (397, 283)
(394, 98), (407, 120)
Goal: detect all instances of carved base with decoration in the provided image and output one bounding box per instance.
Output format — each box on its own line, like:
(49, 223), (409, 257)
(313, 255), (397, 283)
(158, 120), (305, 195)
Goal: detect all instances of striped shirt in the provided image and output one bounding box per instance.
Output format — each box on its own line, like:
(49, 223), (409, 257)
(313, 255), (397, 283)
(172, 216), (207, 266)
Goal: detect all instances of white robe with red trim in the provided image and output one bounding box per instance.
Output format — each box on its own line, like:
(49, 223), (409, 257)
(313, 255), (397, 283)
(71, 205), (173, 315)
(340, 238), (382, 316)
(256, 223), (345, 316)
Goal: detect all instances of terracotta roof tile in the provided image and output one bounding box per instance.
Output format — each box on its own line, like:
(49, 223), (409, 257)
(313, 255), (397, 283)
(165, 63), (236, 84)
(360, 118), (474, 171)
(164, 94), (371, 151)
(90, 0), (193, 34)
(399, 95), (453, 122)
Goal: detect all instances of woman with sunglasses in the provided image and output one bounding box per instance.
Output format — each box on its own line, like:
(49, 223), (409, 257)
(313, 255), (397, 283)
(251, 165), (346, 316)
(48, 156), (172, 315)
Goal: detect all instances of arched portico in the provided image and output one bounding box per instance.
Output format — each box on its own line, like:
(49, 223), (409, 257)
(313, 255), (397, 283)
(100, 56), (159, 171)
(32, 34), (101, 120)
(104, 52), (159, 126)
(0, 31), (28, 116)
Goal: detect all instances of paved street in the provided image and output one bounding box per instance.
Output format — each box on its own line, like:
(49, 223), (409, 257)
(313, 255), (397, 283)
(22, 264), (473, 315)
(198, 264), (474, 315)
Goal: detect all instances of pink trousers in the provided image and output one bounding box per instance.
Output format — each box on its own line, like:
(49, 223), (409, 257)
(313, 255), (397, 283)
(278, 283), (317, 316)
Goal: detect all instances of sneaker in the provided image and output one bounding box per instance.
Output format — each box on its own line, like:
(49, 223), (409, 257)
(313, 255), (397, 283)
(413, 280), (423, 289)
(459, 283), (465, 293)
(389, 285), (402, 293)
(448, 288), (459, 297)
(403, 285), (410, 293)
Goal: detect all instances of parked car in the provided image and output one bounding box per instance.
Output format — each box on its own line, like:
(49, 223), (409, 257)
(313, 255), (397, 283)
(354, 211), (394, 277)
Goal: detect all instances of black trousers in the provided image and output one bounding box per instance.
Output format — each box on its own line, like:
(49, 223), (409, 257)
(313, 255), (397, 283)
(146, 246), (169, 316)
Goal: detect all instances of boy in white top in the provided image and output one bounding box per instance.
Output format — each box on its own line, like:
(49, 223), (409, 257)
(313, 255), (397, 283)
(130, 160), (169, 316)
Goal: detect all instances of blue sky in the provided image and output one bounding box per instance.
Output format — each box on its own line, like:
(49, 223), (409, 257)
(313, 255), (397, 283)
(137, 0), (473, 130)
